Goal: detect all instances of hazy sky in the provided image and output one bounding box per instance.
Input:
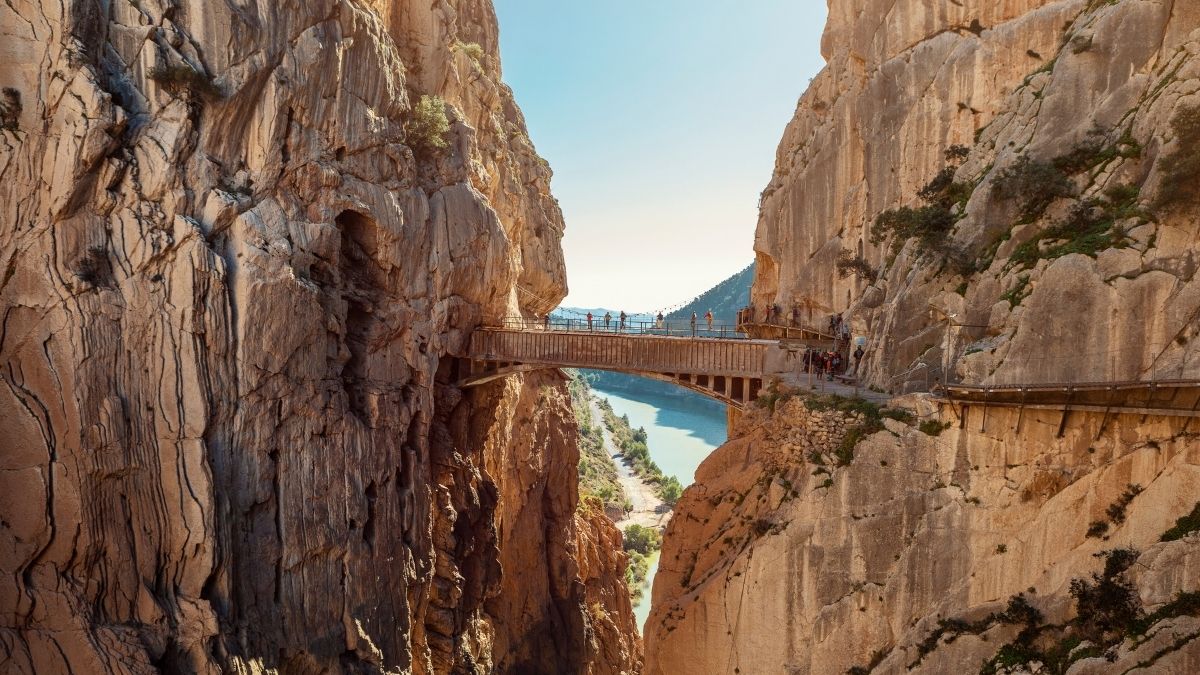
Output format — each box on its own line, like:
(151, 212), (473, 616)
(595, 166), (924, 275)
(494, 1), (829, 312)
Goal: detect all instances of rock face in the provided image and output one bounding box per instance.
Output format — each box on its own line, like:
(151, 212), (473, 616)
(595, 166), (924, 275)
(0, 1), (636, 673)
(753, 0), (1200, 390)
(645, 395), (1200, 674)
(648, 2), (1200, 671)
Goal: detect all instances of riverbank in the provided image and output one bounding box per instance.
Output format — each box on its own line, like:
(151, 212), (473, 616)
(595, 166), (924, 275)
(592, 397), (669, 530)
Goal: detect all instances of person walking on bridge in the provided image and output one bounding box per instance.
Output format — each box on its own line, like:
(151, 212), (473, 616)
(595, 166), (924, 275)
(656, 312), (664, 330)
(705, 310), (714, 333)
(619, 310), (627, 331)
(587, 312), (593, 331)
(604, 311), (612, 330)
(690, 311), (698, 337)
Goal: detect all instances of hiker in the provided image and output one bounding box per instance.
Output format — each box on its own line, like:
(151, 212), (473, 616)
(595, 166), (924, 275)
(828, 315), (837, 334)
(656, 311), (664, 329)
(854, 345), (865, 372)
(587, 312), (593, 331)
(832, 352), (844, 374)
(690, 311), (698, 336)
(620, 310), (627, 330)
(604, 311), (612, 329)
(824, 351), (835, 381)
(834, 314), (844, 334)
(705, 310), (714, 332)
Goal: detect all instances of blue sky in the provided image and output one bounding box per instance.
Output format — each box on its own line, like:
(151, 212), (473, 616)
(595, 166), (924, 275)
(494, 1), (829, 312)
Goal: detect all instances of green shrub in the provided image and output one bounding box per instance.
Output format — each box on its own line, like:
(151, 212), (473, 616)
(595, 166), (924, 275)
(149, 64), (224, 101)
(1153, 104), (1200, 210)
(870, 152), (976, 273)
(1007, 185), (1141, 269)
(835, 250), (877, 281)
(406, 94), (451, 153)
(999, 275), (1032, 308)
(659, 475), (683, 506)
(881, 408), (915, 424)
(1086, 520), (1109, 538)
(623, 524), (662, 555)
(1160, 502), (1200, 542)
(0, 88), (21, 131)
(1105, 484), (1142, 525)
(1128, 591), (1200, 635)
(456, 41), (485, 62)
(993, 156), (1074, 222)
(918, 419), (951, 436)
(1069, 548), (1142, 640)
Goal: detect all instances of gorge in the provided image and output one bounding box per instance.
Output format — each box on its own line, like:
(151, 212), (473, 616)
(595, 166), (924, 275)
(3, 0), (1200, 674)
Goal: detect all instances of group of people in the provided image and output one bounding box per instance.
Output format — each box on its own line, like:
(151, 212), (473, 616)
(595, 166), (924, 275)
(739, 305), (852, 340)
(804, 344), (866, 381)
(579, 309), (716, 335)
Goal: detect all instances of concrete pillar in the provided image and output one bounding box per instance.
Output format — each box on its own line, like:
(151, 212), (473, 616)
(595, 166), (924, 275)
(726, 405), (739, 439)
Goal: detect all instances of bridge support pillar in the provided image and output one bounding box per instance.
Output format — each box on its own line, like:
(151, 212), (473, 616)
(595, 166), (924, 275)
(726, 405), (740, 439)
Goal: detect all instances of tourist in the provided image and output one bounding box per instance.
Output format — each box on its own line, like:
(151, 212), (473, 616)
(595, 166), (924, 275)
(587, 312), (593, 330)
(656, 312), (664, 329)
(705, 310), (714, 332)
(620, 310), (627, 331)
(828, 314), (837, 334)
(690, 311), (698, 336)
(604, 311), (612, 329)
(854, 345), (865, 372)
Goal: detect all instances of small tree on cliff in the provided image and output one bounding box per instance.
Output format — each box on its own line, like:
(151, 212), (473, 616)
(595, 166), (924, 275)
(406, 95), (450, 153)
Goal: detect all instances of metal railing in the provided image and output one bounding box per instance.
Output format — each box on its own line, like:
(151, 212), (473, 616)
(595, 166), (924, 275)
(735, 307), (842, 340)
(499, 316), (748, 340)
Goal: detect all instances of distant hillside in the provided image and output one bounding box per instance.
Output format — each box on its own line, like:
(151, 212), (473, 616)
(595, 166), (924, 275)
(666, 263), (754, 325)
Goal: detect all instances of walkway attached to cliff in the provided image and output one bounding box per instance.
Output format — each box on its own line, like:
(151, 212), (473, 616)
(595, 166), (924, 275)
(934, 379), (1200, 434)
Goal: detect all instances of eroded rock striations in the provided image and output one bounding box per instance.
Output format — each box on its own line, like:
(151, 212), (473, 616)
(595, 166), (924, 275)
(754, 0), (1200, 389)
(646, 396), (1200, 674)
(649, 0), (1200, 672)
(0, 1), (638, 673)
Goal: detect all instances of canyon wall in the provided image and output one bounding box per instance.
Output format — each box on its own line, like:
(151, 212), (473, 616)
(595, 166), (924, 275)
(647, 0), (1200, 672)
(753, 0), (1200, 390)
(646, 395), (1200, 674)
(0, 1), (637, 673)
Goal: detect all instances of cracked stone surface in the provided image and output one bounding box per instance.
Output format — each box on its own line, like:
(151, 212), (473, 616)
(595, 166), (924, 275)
(752, 0), (1200, 390)
(0, 1), (638, 673)
(645, 395), (1200, 674)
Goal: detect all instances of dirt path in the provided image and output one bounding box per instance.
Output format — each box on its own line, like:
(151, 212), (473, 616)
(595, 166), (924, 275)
(590, 397), (669, 530)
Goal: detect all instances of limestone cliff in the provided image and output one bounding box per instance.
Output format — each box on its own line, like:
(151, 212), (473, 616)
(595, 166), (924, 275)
(754, 0), (1200, 390)
(648, 0), (1200, 673)
(0, 1), (636, 673)
(646, 395), (1200, 674)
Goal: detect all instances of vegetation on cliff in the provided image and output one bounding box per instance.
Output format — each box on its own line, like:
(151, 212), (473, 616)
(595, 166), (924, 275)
(569, 371), (630, 514)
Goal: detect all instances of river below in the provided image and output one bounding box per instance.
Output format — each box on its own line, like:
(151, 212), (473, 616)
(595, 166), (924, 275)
(589, 380), (727, 632)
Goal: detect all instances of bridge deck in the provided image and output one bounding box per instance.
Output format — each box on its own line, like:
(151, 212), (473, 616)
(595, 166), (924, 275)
(463, 329), (773, 375)
(457, 328), (775, 408)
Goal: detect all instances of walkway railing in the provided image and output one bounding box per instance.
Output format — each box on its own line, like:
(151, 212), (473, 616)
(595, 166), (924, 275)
(502, 316), (747, 340)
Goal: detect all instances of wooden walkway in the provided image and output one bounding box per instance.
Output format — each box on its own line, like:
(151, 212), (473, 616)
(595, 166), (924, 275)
(935, 380), (1200, 436)
(455, 328), (774, 408)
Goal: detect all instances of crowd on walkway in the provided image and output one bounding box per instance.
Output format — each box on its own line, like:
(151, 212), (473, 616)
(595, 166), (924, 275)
(568, 309), (721, 337)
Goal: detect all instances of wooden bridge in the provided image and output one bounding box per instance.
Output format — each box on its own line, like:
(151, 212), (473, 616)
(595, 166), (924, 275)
(454, 328), (776, 408)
